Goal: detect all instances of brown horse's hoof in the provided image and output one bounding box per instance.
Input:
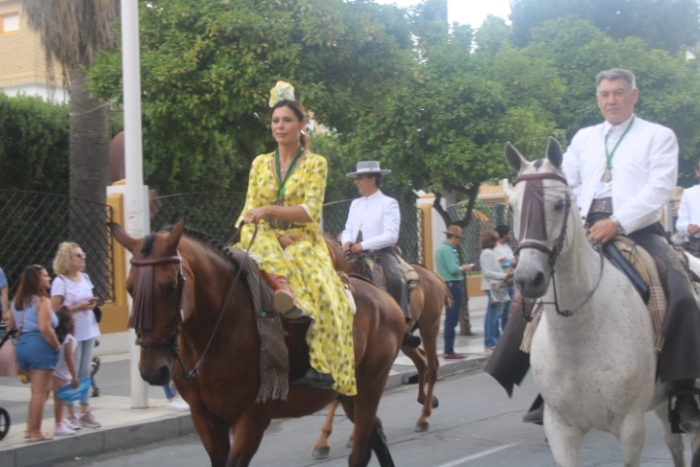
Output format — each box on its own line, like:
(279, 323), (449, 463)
(312, 446), (330, 459)
(415, 421), (430, 432)
(432, 395), (439, 409)
(346, 436), (354, 448)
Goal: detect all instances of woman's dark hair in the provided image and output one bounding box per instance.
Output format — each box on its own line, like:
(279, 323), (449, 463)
(480, 230), (499, 250)
(14, 265), (48, 310)
(495, 224), (511, 239)
(270, 100), (309, 150)
(55, 306), (74, 344)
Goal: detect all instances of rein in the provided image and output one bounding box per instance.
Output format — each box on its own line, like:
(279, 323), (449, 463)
(514, 172), (604, 320)
(129, 224), (259, 379)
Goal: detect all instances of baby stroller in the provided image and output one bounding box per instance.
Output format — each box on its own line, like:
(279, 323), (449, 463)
(0, 322), (14, 440)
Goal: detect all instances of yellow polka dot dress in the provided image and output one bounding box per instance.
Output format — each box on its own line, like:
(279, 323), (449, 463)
(235, 152), (357, 396)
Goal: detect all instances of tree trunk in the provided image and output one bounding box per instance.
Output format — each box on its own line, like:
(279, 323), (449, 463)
(68, 67), (111, 300)
(459, 277), (472, 336)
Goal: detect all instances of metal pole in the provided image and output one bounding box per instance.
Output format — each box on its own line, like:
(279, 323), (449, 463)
(121, 0), (149, 409)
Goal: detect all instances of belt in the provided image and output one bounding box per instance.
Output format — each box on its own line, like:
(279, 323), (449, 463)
(590, 197), (613, 215)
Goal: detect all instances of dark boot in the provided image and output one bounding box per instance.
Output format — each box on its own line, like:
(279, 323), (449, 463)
(674, 380), (700, 433)
(403, 331), (421, 349)
(523, 394), (544, 425)
(292, 367), (335, 389)
(261, 272), (301, 319)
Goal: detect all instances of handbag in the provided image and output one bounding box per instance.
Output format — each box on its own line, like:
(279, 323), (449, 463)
(93, 305), (102, 323)
(488, 280), (510, 303)
(15, 304), (30, 384)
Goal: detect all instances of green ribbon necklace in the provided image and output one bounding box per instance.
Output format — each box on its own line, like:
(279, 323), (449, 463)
(603, 115), (635, 186)
(275, 146), (305, 200)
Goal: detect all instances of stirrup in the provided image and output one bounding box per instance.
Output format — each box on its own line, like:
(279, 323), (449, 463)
(668, 388), (700, 433)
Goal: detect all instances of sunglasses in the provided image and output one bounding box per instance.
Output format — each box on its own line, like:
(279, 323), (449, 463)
(72, 253), (87, 259)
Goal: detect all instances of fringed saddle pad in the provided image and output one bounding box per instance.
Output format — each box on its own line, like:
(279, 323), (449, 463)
(226, 247), (289, 403)
(612, 237), (666, 354)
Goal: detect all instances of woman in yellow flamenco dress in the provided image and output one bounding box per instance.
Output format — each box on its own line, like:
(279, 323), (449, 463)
(234, 82), (356, 395)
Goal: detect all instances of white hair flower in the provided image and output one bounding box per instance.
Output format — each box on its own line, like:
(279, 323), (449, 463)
(269, 81), (295, 107)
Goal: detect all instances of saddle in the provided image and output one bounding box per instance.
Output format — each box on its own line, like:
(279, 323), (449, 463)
(353, 248), (419, 292)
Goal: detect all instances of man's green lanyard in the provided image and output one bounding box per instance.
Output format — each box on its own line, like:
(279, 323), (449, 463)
(604, 116), (635, 173)
(274, 146), (304, 200)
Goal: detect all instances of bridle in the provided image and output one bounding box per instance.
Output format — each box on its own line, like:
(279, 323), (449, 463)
(514, 172), (604, 319)
(128, 225), (258, 379)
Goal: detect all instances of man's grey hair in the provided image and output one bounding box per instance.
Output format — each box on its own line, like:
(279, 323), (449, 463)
(596, 68), (637, 91)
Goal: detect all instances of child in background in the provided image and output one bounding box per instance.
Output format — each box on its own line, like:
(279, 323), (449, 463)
(53, 307), (80, 436)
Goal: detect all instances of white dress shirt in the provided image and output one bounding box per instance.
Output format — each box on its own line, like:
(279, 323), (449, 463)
(562, 115), (679, 234)
(341, 190), (400, 251)
(676, 184), (700, 238)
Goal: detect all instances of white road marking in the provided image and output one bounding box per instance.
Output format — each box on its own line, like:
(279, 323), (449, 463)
(436, 444), (515, 467)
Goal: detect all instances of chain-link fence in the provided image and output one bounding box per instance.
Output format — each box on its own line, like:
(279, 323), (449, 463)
(322, 200), (425, 264)
(447, 201), (510, 270)
(150, 192), (246, 245)
(0, 191), (114, 301)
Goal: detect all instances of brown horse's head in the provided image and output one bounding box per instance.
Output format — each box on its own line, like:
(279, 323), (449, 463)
(110, 218), (190, 385)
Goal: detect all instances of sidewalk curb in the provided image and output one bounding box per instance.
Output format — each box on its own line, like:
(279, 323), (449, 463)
(0, 355), (487, 467)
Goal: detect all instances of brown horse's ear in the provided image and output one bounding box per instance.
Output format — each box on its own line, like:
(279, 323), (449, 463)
(166, 218), (186, 253)
(109, 222), (137, 251)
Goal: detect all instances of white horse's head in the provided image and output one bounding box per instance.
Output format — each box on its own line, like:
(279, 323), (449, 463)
(506, 137), (578, 299)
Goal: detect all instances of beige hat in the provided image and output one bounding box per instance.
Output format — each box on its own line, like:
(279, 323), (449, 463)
(444, 225), (463, 239)
(346, 161), (391, 178)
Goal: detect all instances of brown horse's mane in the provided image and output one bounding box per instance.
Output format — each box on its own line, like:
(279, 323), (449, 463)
(160, 225), (243, 272)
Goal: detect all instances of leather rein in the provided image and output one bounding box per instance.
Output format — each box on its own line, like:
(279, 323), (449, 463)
(514, 172), (604, 320)
(128, 224), (258, 379)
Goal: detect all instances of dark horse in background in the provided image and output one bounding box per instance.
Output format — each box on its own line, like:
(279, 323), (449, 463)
(110, 219), (405, 467)
(311, 240), (448, 459)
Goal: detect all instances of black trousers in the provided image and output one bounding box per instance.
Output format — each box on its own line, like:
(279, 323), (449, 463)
(373, 248), (411, 321)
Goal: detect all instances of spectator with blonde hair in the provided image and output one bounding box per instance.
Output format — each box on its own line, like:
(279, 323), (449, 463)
(50, 242), (101, 429)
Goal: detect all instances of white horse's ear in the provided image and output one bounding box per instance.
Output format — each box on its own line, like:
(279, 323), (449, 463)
(505, 143), (528, 173)
(546, 136), (564, 169)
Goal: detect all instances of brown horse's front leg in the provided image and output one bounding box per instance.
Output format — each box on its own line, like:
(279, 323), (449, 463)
(313, 399), (340, 459)
(190, 409), (230, 467)
(227, 414), (270, 467)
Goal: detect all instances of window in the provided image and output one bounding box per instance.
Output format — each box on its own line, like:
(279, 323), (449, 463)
(1, 12), (20, 34)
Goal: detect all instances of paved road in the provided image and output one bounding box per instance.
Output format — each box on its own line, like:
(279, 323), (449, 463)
(52, 372), (688, 467)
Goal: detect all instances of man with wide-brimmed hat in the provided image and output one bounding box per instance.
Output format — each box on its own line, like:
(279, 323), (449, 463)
(435, 225), (474, 359)
(341, 161), (420, 348)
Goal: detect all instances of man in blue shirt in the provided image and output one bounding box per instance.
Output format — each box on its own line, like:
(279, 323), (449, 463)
(435, 226), (473, 359)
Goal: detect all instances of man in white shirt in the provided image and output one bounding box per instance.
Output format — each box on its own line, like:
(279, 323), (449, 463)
(341, 161), (419, 348)
(676, 158), (700, 254)
(562, 68), (700, 432)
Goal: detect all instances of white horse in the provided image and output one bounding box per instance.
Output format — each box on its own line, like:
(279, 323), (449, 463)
(506, 137), (700, 467)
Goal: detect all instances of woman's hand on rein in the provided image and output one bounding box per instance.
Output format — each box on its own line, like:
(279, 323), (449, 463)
(244, 206), (271, 224)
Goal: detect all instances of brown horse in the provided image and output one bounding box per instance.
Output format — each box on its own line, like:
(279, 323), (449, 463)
(312, 240), (447, 459)
(109, 219), (405, 467)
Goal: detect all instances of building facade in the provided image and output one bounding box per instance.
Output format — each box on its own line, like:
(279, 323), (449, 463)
(0, 0), (67, 102)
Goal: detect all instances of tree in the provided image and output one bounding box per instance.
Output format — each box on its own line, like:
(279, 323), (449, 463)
(510, 0), (700, 54)
(87, 0), (414, 195)
(23, 0), (117, 203)
(338, 16), (564, 229)
(0, 94), (69, 194)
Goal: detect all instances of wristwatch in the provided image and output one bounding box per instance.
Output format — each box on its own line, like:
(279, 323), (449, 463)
(609, 216), (626, 235)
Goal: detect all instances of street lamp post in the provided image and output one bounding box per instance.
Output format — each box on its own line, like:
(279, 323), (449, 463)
(121, 0), (149, 409)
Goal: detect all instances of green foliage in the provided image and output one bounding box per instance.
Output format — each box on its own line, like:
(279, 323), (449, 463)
(526, 17), (700, 182)
(510, 0), (700, 54)
(88, 0), (413, 194)
(338, 15), (563, 224)
(0, 94), (69, 194)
